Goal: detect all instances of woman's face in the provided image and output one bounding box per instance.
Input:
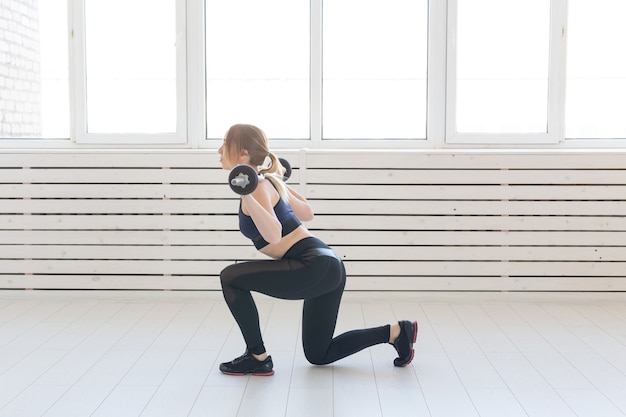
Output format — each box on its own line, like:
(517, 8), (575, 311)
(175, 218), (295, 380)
(218, 140), (249, 170)
(218, 141), (234, 170)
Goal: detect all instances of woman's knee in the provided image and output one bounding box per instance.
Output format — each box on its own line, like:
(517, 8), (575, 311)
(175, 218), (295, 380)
(220, 263), (239, 286)
(303, 348), (330, 366)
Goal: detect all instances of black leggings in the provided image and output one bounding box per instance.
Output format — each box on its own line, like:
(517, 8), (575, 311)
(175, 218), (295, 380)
(220, 237), (390, 365)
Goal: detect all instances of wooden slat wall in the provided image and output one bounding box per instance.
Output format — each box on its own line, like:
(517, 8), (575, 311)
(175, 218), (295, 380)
(1, 150), (625, 291)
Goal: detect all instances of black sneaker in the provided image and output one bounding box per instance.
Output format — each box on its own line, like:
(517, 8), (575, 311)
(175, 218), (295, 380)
(392, 320), (418, 367)
(219, 351), (274, 376)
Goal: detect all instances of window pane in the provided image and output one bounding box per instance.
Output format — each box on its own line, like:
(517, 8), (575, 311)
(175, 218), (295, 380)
(323, 0), (427, 139)
(84, 0), (177, 134)
(456, 0), (550, 133)
(0, 0), (69, 139)
(565, 0), (626, 139)
(205, 0), (309, 139)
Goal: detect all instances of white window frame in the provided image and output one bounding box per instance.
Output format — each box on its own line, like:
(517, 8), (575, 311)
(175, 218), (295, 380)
(306, 0), (436, 149)
(444, 0), (567, 145)
(2, 0), (625, 150)
(70, 0), (189, 145)
(200, 0), (437, 150)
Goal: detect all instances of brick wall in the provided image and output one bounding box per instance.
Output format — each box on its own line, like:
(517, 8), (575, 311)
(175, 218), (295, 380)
(0, 0), (41, 137)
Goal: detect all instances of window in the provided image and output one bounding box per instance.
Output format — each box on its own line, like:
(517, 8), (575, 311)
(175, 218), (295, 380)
(74, 0), (186, 144)
(205, 0), (310, 140)
(322, 0), (428, 140)
(565, 0), (626, 139)
(2, 1), (625, 147)
(0, 0), (69, 139)
(447, 0), (558, 144)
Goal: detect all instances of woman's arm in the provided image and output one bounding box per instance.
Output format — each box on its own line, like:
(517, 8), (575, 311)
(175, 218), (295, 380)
(285, 185), (314, 222)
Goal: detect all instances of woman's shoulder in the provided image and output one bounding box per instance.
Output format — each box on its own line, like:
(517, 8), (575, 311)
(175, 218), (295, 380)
(248, 177), (280, 206)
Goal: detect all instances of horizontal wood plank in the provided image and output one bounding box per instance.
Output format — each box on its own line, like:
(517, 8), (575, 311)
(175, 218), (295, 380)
(2, 259), (625, 277)
(3, 214), (626, 232)
(304, 150), (626, 169)
(311, 200), (626, 216)
(1, 244), (622, 262)
(308, 169), (626, 185)
(3, 199), (625, 216)
(2, 275), (625, 291)
(2, 230), (626, 246)
(306, 184), (626, 200)
(4, 183), (626, 200)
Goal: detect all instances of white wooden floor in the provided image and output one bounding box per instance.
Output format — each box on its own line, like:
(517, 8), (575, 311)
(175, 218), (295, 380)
(1, 290), (626, 417)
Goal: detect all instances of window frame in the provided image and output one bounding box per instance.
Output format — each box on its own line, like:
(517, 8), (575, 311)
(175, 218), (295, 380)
(71, 0), (189, 145)
(444, 0), (567, 145)
(1, 0), (625, 149)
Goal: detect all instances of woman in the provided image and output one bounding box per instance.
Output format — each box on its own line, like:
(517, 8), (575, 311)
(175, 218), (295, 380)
(218, 123), (417, 376)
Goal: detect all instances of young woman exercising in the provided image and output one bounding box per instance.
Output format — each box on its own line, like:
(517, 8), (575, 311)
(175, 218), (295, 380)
(218, 123), (417, 376)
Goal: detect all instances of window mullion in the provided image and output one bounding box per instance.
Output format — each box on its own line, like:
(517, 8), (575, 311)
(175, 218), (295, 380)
(69, 0), (86, 144)
(310, 0), (322, 142)
(547, 0), (567, 143)
(175, 0), (188, 143)
(187, 0), (206, 148)
(444, 0), (458, 144)
(427, 0), (448, 147)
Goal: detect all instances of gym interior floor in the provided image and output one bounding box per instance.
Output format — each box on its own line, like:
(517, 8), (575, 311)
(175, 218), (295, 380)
(1, 290), (625, 417)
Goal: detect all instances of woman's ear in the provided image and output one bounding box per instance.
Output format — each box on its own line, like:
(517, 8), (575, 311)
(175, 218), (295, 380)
(238, 148), (250, 163)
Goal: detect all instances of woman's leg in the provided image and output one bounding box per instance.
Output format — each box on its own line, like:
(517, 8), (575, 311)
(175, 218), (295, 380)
(300, 261), (390, 365)
(220, 255), (339, 355)
(221, 242), (405, 366)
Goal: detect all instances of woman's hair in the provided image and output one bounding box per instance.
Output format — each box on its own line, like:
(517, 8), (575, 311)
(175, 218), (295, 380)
(224, 124), (289, 199)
